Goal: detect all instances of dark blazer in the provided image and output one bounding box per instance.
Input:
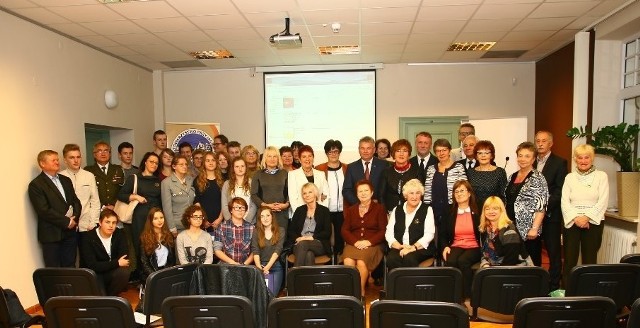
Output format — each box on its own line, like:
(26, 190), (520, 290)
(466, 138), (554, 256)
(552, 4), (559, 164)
(287, 204), (332, 255)
(85, 163), (125, 206)
(455, 158), (479, 173)
(440, 209), (481, 251)
(537, 153), (568, 224)
(28, 172), (82, 243)
(140, 241), (176, 282)
(409, 154), (438, 184)
(79, 228), (128, 274)
(342, 157), (388, 206)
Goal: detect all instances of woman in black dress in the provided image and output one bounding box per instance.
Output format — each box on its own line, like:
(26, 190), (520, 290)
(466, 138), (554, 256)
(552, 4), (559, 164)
(467, 140), (508, 210)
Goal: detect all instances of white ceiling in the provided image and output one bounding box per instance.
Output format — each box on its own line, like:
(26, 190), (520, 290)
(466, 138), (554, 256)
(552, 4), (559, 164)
(0, 0), (629, 71)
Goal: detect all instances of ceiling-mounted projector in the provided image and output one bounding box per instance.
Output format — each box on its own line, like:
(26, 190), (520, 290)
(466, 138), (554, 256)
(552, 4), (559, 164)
(269, 18), (302, 47)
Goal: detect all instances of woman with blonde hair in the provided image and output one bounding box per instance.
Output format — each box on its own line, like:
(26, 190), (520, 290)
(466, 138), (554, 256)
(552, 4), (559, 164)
(561, 144), (609, 283)
(251, 146), (289, 229)
(194, 151), (224, 232)
(252, 206), (286, 295)
(478, 196), (531, 268)
(241, 145), (260, 178)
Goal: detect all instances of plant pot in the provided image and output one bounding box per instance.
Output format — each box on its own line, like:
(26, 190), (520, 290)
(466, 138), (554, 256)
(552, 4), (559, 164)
(617, 171), (640, 217)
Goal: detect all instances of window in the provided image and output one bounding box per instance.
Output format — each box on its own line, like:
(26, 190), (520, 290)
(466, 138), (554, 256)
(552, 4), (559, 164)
(624, 38), (640, 88)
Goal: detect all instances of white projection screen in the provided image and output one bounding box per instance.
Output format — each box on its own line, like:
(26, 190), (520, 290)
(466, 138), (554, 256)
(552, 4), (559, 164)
(264, 70), (376, 164)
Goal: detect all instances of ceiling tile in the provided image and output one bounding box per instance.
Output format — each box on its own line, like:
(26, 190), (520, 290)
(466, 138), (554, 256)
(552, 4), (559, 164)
(0, 0), (38, 9)
(107, 1), (182, 20)
(361, 34), (408, 45)
(243, 11), (305, 28)
(529, 1), (599, 18)
(101, 45), (139, 56)
(483, 0), (543, 4)
(307, 23), (359, 37)
(416, 5), (478, 21)
(156, 30), (211, 43)
(312, 35), (360, 46)
(408, 32), (456, 43)
(189, 14), (250, 30)
(48, 4), (124, 23)
(232, 0), (298, 13)
(219, 38), (272, 50)
(361, 7), (418, 23)
(362, 0), (422, 8)
(362, 22), (412, 35)
(133, 17), (199, 33)
(404, 42), (451, 53)
(297, 0), (360, 11)
(30, 0), (94, 5)
(81, 20), (146, 35)
(422, 0), (482, 6)
(205, 28), (262, 41)
(473, 3), (539, 19)
(173, 41), (226, 52)
(47, 22), (96, 37)
(12, 7), (70, 24)
(301, 9), (360, 25)
(107, 33), (165, 46)
(229, 47), (275, 57)
(549, 29), (580, 40)
(491, 40), (541, 50)
(239, 56), (283, 66)
(456, 31), (507, 41)
(166, 0), (237, 16)
(401, 52), (444, 62)
(514, 17), (575, 31)
(76, 35), (119, 47)
(463, 19), (521, 32)
(413, 20), (466, 34)
(502, 30), (557, 42)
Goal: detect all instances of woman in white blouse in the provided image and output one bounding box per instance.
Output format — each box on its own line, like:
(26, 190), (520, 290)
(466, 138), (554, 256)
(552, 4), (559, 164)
(287, 145), (329, 217)
(561, 144), (609, 283)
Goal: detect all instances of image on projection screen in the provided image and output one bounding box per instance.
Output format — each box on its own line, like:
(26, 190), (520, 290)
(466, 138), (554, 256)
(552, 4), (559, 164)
(264, 70), (376, 164)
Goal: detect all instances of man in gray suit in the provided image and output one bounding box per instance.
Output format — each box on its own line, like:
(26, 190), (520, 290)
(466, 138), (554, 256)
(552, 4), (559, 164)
(28, 150), (82, 267)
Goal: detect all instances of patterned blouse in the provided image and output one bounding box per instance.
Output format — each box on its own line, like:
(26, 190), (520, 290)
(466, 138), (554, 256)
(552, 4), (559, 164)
(506, 170), (549, 239)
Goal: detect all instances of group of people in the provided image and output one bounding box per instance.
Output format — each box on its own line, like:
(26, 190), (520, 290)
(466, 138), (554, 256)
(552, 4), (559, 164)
(28, 124), (609, 299)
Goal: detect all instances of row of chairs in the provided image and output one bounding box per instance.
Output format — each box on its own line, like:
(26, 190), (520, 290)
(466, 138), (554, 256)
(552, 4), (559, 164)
(39, 294), (640, 328)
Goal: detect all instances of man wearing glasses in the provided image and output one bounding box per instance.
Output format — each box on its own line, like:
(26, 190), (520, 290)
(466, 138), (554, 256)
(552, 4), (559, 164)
(85, 141), (125, 210)
(450, 123), (475, 162)
(213, 134), (229, 154)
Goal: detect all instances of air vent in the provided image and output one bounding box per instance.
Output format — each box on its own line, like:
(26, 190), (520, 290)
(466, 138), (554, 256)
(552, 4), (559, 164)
(447, 42), (496, 52)
(160, 60), (207, 69)
(319, 45), (360, 55)
(189, 50), (234, 59)
(481, 50), (527, 59)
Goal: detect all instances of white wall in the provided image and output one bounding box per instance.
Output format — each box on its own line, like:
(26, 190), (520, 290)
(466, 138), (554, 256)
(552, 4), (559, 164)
(162, 62), (536, 149)
(0, 11), (154, 306)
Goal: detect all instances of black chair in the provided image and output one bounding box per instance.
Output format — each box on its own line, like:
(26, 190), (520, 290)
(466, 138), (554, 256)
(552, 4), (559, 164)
(142, 263), (198, 327)
(628, 298), (640, 328)
(267, 295), (364, 328)
(32, 268), (102, 307)
(620, 253), (640, 265)
(566, 263), (640, 314)
(385, 267), (463, 303)
(369, 300), (469, 328)
(161, 295), (253, 328)
(470, 266), (549, 322)
(513, 296), (617, 328)
(0, 286), (45, 328)
(286, 265), (360, 298)
(43, 296), (136, 328)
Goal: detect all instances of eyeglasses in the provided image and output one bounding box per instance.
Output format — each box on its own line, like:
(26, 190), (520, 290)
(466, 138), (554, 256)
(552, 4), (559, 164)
(476, 151), (492, 155)
(213, 142), (222, 146)
(232, 206), (246, 211)
(327, 150), (340, 155)
(454, 189), (468, 194)
(94, 149), (109, 154)
(191, 216), (204, 220)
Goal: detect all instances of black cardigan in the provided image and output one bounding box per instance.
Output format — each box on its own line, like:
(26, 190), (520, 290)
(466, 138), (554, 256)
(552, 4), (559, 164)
(439, 209), (481, 250)
(79, 228), (128, 274)
(286, 203), (332, 255)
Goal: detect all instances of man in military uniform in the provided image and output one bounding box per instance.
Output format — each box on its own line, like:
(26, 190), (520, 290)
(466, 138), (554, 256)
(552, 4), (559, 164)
(84, 141), (125, 210)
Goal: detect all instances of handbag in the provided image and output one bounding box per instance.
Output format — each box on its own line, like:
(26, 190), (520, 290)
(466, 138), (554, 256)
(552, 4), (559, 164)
(3, 288), (32, 326)
(114, 174), (138, 224)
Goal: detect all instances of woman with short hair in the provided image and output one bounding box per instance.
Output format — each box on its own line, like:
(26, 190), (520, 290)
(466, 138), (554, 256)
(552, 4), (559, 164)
(287, 145), (329, 216)
(157, 148), (175, 181)
(385, 179), (436, 270)
(315, 139), (347, 254)
(175, 205), (213, 264)
(467, 140), (508, 210)
(375, 138), (392, 160)
(561, 144), (609, 283)
(380, 139), (424, 212)
(214, 198), (255, 265)
(161, 155), (196, 236)
(279, 146), (295, 172)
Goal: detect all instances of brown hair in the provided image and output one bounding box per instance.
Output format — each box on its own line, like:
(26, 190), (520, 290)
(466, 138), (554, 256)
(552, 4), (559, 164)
(181, 205), (207, 229)
(391, 139), (412, 158)
(196, 151), (223, 192)
(516, 141), (538, 158)
(228, 157), (250, 197)
(474, 140), (496, 161)
(451, 180), (478, 216)
(140, 207), (174, 256)
(256, 206), (282, 248)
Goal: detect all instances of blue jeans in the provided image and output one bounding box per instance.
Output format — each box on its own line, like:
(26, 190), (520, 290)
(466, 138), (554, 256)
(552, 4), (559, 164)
(262, 261), (283, 296)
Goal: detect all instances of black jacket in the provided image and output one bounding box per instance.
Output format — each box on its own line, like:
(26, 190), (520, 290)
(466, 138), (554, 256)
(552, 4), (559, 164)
(140, 242), (176, 282)
(79, 228), (128, 274)
(440, 208), (481, 251)
(287, 204), (332, 255)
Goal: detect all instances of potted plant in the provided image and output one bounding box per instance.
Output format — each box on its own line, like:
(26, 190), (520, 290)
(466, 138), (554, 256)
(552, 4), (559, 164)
(567, 122), (640, 217)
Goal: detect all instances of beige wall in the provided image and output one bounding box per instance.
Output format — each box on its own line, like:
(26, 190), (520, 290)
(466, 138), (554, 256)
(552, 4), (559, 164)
(0, 11), (154, 306)
(162, 62), (536, 148)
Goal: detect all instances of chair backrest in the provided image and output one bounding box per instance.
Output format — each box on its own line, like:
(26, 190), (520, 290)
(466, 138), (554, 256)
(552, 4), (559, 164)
(32, 268), (102, 306)
(143, 263), (198, 324)
(470, 266), (549, 319)
(0, 285), (11, 328)
(513, 296), (617, 328)
(161, 295), (253, 328)
(268, 295), (364, 328)
(43, 296), (136, 328)
(369, 300), (469, 328)
(628, 298), (640, 328)
(286, 265), (360, 298)
(565, 264), (640, 311)
(620, 253), (640, 265)
(386, 267), (463, 303)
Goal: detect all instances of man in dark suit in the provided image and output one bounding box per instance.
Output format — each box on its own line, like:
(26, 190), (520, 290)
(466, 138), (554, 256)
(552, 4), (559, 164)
(455, 135), (480, 172)
(535, 131), (568, 291)
(409, 131), (438, 184)
(79, 209), (130, 295)
(84, 141), (125, 210)
(343, 136), (389, 207)
(28, 150), (82, 267)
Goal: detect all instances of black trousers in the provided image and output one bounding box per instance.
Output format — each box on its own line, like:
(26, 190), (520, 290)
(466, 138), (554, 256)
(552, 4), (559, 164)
(97, 267), (130, 296)
(41, 231), (77, 267)
(445, 247), (481, 297)
(293, 240), (326, 267)
(562, 223), (604, 285)
(524, 237), (542, 267)
(541, 219), (563, 290)
(386, 248), (433, 271)
(329, 211), (344, 255)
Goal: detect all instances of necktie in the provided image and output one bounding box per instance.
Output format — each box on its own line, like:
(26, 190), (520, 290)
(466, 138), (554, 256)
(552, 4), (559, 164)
(52, 176), (67, 202)
(420, 158), (425, 171)
(364, 161), (370, 180)
(467, 160), (473, 169)
(101, 166), (107, 174)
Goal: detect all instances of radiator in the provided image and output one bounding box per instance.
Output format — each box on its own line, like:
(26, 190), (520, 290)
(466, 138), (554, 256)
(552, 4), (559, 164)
(597, 225), (637, 264)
